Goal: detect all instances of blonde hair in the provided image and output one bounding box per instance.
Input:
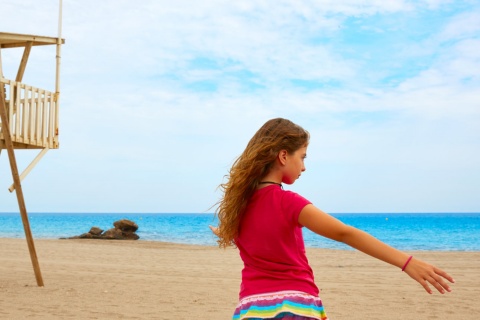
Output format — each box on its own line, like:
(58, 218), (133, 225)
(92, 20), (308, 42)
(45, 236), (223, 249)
(215, 118), (310, 248)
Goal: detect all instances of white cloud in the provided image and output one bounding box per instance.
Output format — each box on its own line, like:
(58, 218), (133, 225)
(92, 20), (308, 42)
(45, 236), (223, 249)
(1, 0), (479, 213)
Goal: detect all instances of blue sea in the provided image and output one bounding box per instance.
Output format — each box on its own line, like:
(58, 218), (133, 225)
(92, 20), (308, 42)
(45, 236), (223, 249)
(0, 212), (479, 251)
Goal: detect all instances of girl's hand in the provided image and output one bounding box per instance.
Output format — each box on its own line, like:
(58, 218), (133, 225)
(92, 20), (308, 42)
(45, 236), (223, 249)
(209, 225), (219, 237)
(403, 257), (455, 294)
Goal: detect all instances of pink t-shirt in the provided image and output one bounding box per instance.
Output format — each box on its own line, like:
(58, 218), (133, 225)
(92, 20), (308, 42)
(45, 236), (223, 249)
(235, 184), (319, 299)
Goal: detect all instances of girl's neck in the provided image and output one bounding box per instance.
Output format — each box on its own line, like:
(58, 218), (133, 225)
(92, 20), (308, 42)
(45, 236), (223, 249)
(259, 167), (283, 189)
(258, 181), (282, 188)
(257, 171), (283, 188)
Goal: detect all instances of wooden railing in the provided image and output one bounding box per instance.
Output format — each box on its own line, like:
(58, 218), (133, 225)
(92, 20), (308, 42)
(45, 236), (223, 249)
(0, 78), (59, 149)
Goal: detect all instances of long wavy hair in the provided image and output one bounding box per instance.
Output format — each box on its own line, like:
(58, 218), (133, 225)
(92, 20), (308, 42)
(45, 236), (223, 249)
(214, 118), (310, 248)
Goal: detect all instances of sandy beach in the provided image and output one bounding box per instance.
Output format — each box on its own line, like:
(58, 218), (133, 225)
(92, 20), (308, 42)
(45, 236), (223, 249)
(0, 238), (479, 319)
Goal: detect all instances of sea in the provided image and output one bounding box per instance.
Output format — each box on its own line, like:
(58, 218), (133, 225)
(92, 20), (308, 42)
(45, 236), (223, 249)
(0, 212), (479, 251)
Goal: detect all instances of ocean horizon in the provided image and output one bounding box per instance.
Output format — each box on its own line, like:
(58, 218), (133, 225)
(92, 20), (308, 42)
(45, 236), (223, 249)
(1, 212), (479, 251)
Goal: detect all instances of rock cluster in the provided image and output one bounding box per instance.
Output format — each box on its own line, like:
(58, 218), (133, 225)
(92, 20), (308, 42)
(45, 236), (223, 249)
(63, 219), (139, 240)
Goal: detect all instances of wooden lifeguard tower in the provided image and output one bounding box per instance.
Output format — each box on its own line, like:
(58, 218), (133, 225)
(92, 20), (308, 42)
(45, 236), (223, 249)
(0, 5), (65, 286)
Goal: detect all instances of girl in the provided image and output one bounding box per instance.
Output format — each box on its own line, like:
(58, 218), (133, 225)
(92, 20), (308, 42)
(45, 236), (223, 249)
(210, 118), (454, 320)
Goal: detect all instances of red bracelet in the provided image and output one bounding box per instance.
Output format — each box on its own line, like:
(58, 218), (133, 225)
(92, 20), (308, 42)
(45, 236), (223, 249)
(402, 255), (413, 271)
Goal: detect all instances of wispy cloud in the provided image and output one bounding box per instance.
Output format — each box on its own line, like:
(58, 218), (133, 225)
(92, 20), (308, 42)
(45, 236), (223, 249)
(1, 0), (478, 213)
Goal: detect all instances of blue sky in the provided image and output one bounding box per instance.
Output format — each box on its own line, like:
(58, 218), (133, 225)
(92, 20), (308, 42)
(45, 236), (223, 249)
(0, 0), (479, 213)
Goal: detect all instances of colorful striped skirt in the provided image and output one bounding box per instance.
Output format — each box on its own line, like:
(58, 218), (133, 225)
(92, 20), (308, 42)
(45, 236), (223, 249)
(232, 290), (328, 320)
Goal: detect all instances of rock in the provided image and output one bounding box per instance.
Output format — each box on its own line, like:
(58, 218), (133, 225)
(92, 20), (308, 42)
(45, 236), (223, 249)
(78, 232), (93, 239)
(122, 231), (140, 240)
(113, 219), (138, 232)
(103, 228), (124, 240)
(62, 219), (140, 240)
(89, 227), (103, 236)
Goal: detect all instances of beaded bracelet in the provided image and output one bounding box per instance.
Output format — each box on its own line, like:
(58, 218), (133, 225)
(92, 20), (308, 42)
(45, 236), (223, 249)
(402, 255), (413, 271)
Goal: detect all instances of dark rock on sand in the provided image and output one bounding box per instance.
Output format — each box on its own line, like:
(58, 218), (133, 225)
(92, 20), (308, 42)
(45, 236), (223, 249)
(61, 219), (140, 240)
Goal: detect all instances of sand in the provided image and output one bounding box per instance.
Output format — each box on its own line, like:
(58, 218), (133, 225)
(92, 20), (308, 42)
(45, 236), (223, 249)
(0, 238), (479, 319)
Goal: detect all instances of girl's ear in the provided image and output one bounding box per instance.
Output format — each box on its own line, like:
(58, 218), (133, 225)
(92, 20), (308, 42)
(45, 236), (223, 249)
(278, 150), (288, 166)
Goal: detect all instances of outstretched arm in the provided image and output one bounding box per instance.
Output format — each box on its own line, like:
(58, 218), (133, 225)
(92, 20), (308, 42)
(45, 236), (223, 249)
(298, 204), (455, 294)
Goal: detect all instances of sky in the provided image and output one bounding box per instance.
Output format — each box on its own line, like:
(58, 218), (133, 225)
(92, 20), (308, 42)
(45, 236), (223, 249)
(0, 0), (479, 213)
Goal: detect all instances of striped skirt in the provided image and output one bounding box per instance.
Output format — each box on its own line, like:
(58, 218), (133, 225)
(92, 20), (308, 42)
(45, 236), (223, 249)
(232, 290), (328, 320)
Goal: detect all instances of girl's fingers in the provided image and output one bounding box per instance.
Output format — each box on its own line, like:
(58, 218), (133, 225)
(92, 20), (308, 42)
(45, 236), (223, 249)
(419, 275), (443, 294)
(434, 267), (456, 284)
(431, 272), (453, 293)
(418, 278), (433, 294)
(427, 267), (454, 293)
(427, 275), (447, 294)
(406, 260), (454, 294)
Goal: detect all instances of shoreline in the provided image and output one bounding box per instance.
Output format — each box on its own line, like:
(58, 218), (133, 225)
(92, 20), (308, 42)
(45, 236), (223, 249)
(2, 212), (478, 251)
(2, 236), (480, 253)
(1, 238), (479, 319)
